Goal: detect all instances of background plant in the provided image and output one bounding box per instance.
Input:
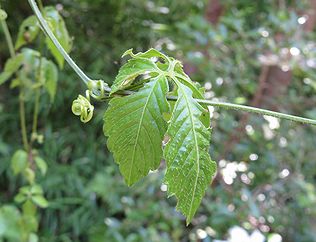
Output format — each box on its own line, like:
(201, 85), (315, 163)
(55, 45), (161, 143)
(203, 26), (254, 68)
(0, 0), (316, 242)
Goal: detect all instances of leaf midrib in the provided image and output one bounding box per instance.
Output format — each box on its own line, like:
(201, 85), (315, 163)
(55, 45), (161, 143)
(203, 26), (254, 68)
(128, 75), (162, 184)
(176, 82), (200, 220)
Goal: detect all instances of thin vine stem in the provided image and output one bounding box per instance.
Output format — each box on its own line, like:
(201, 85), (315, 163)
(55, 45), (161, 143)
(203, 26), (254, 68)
(0, 6), (30, 150)
(31, 0), (45, 144)
(28, 0), (316, 126)
(28, 0), (91, 85)
(19, 93), (29, 151)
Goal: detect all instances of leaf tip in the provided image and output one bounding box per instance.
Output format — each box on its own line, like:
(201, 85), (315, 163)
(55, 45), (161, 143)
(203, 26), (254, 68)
(122, 48), (134, 58)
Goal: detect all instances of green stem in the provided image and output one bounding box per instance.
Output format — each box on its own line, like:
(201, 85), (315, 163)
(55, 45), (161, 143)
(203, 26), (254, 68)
(27, 0), (316, 127)
(19, 93), (30, 151)
(167, 96), (316, 126)
(1, 20), (15, 58)
(32, 88), (40, 136)
(1, 7), (30, 150)
(28, 0), (91, 84)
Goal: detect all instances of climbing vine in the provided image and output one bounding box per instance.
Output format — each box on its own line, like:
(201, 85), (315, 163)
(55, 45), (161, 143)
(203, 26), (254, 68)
(1, 0), (315, 230)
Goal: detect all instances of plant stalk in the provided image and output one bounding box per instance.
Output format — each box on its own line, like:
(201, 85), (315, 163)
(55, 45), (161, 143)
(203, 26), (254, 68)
(1, 18), (15, 57)
(28, 0), (91, 84)
(1, 6), (30, 150)
(28, 0), (316, 126)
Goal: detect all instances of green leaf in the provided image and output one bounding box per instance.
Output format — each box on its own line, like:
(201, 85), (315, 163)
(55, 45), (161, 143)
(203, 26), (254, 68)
(0, 206), (23, 240)
(22, 200), (37, 217)
(28, 233), (39, 242)
(122, 48), (169, 61)
(24, 168), (35, 184)
(44, 7), (72, 68)
(104, 75), (170, 185)
(163, 82), (217, 224)
(34, 156), (48, 175)
(31, 195), (49, 208)
(15, 15), (39, 50)
(0, 54), (24, 85)
(14, 193), (27, 204)
(11, 149), (28, 175)
(41, 59), (58, 102)
(110, 58), (159, 95)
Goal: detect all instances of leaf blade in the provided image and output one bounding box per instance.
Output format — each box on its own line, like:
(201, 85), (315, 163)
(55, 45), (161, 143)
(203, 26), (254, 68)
(104, 75), (169, 185)
(163, 82), (217, 224)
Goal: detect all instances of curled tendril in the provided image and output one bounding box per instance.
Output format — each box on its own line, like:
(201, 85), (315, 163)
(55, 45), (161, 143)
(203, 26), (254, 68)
(88, 80), (109, 100)
(71, 90), (94, 123)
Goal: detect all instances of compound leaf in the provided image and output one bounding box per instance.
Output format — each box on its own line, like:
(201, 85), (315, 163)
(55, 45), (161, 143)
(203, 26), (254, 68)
(163, 82), (217, 224)
(104, 75), (170, 186)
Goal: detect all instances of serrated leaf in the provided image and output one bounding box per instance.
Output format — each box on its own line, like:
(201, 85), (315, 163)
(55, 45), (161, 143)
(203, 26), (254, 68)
(11, 149), (28, 175)
(41, 59), (58, 102)
(44, 7), (72, 68)
(122, 48), (169, 61)
(104, 75), (170, 185)
(15, 15), (40, 50)
(34, 156), (48, 175)
(0, 54), (24, 85)
(174, 70), (210, 127)
(163, 82), (217, 224)
(110, 58), (159, 95)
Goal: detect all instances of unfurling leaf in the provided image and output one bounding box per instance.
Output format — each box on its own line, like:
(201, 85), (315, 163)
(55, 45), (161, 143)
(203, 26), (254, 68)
(104, 75), (170, 186)
(164, 82), (216, 224)
(110, 58), (159, 95)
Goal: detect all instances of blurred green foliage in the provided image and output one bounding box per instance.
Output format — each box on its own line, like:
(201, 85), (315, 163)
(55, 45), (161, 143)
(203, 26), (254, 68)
(0, 0), (315, 241)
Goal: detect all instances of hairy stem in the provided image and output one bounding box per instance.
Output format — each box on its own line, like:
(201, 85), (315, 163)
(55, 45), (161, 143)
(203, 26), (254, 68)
(186, 98), (316, 125)
(28, 0), (316, 126)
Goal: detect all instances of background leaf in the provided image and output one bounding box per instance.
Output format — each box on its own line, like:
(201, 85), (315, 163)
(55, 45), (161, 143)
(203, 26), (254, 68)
(44, 7), (72, 68)
(11, 149), (28, 175)
(41, 59), (58, 102)
(0, 54), (24, 85)
(15, 15), (39, 50)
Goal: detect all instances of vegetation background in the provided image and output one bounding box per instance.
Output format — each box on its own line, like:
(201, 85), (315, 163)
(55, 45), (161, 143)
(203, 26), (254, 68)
(0, 0), (316, 241)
